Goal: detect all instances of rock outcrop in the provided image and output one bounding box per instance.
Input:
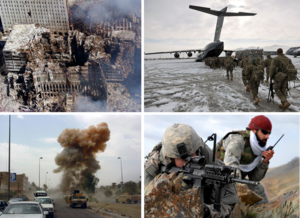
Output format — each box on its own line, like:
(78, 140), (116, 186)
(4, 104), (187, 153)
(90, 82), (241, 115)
(145, 172), (299, 218)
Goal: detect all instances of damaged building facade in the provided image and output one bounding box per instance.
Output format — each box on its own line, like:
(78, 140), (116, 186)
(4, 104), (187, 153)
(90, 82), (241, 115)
(0, 0), (70, 35)
(2, 24), (108, 111)
(0, 0), (141, 112)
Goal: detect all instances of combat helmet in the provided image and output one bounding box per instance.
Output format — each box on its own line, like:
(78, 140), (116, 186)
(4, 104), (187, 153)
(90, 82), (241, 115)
(160, 123), (204, 165)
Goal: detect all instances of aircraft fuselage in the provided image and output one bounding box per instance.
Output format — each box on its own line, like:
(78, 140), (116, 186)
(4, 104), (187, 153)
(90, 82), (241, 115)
(196, 41), (224, 62)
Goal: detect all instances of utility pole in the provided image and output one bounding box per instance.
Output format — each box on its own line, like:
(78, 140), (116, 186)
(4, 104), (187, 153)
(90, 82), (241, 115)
(39, 157), (43, 190)
(117, 157), (123, 193)
(8, 115), (11, 201)
(45, 172), (48, 190)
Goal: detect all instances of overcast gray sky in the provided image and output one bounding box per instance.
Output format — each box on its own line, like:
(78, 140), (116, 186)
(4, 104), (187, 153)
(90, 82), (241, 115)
(145, 0), (300, 54)
(144, 114), (299, 169)
(0, 115), (141, 189)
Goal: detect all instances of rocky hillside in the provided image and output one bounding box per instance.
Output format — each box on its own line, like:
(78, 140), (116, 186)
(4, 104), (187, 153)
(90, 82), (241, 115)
(260, 157), (299, 200)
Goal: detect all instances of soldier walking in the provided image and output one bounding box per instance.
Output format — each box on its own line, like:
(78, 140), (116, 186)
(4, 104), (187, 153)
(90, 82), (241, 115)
(247, 58), (264, 105)
(263, 54), (273, 83)
(225, 56), (234, 81)
(270, 48), (292, 111)
(239, 56), (252, 92)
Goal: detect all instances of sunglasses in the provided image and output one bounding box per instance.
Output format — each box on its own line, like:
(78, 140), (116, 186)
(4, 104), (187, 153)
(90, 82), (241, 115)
(251, 124), (271, 135)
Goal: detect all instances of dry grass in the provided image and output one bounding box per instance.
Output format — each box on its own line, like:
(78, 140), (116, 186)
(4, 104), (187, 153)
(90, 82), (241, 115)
(89, 201), (141, 218)
(260, 166), (299, 200)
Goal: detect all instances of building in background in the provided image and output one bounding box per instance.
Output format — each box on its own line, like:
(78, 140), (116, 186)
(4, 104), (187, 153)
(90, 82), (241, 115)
(0, 172), (28, 196)
(0, 0), (69, 35)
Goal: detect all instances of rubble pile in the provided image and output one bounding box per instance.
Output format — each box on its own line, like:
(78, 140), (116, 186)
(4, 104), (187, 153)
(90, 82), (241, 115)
(0, 1), (141, 112)
(145, 173), (299, 218)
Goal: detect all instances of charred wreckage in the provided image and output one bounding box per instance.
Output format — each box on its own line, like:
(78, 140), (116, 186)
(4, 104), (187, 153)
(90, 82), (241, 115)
(0, 0), (141, 112)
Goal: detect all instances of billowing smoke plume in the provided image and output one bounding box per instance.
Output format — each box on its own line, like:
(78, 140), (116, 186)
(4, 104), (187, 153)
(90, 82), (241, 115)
(53, 123), (110, 193)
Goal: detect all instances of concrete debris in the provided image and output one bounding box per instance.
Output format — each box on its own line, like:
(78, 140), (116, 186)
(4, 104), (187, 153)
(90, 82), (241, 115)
(0, 4), (141, 112)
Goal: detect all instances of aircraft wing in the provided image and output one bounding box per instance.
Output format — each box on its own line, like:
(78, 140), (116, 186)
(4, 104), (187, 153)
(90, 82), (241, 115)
(145, 49), (202, 55)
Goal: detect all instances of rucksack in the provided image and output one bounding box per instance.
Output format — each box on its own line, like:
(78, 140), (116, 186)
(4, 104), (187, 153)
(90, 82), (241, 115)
(253, 65), (264, 82)
(279, 59), (298, 81)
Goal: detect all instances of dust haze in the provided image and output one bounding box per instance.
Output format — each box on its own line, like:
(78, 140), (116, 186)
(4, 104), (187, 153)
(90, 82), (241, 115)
(53, 123), (110, 193)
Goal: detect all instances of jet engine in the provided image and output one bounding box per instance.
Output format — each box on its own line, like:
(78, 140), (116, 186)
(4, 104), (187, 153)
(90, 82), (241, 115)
(187, 52), (193, 57)
(174, 52), (180, 58)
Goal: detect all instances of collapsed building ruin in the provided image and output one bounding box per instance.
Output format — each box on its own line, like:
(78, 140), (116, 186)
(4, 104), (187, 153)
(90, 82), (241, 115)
(0, 0), (141, 112)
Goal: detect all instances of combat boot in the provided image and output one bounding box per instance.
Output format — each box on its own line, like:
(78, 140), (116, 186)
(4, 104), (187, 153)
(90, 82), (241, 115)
(282, 101), (291, 111)
(254, 97), (260, 105)
(246, 85), (250, 92)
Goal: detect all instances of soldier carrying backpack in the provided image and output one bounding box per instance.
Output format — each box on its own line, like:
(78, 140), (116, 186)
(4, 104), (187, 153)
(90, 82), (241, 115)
(246, 58), (264, 105)
(270, 48), (297, 111)
(224, 56), (234, 81)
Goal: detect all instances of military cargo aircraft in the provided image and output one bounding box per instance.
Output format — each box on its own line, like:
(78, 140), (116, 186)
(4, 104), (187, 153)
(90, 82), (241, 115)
(286, 47), (300, 57)
(145, 5), (256, 61)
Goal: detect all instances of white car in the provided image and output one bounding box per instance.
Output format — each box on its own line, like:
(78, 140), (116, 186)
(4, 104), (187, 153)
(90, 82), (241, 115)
(34, 197), (54, 218)
(0, 201), (48, 218)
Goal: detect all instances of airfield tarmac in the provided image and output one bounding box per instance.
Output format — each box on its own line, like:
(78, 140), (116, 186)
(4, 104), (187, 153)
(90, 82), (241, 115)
(144, 56), (300, 112)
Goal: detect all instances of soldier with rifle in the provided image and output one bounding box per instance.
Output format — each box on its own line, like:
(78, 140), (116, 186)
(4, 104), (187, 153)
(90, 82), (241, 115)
(215, 115), (276, 205)
(144, 124), (259, 217)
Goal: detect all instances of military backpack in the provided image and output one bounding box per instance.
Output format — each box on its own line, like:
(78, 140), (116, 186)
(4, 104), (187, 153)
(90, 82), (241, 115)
(253, 65), (264, 82)
(278, 59), (298, 81)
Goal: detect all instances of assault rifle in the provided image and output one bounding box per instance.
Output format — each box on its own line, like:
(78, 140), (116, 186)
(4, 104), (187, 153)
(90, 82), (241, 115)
(267, 82), (275, 104)
(161, 133), (258, 212)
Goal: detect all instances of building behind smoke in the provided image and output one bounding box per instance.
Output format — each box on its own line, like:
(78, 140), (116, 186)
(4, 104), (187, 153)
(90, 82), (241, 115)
(0, 0), (70, 35)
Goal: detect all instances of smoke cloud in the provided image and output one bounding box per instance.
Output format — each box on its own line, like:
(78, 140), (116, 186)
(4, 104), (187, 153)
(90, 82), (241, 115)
(53, 123), (110, 193)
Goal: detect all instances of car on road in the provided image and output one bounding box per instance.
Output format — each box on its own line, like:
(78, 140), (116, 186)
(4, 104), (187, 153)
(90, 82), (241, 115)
(0, 201), (49, 217)
(34, 191), (48, 197)
(34, 196), (54, 218)
(0, 200), (8, 212)
(7, 198), (24, 205)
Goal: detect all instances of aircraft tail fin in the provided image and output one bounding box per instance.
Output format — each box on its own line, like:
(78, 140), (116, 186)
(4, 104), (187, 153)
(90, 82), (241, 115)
(189, 5), (256, 42)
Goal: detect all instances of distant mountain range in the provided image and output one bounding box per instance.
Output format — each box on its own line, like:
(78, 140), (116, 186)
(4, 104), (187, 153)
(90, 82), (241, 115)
(260, 157), (299, 200)
(235, 45), (294, 53)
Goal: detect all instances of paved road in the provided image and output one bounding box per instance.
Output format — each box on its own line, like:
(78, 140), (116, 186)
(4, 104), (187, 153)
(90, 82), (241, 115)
(53, 199), (109, 218)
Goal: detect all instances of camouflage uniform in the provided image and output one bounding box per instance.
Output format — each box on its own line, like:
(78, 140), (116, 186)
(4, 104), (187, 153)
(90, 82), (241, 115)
(225, 57), (234, 80)
(239, 57), (252, 91)
(144, 124), (237, 218)
(270, 54), (292, 110)
(263, 55), (273, 82)
(216, 130), (269, 205)
(247, 59), (263, 105)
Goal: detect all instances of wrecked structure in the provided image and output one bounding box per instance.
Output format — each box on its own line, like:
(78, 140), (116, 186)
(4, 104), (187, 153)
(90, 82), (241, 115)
(0, 0), (141, 112)
(3, 24), (140, 113)
(0, 0), (70, 35)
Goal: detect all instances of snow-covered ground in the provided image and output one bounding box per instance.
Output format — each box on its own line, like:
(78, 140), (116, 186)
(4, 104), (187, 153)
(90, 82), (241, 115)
(144, 56), (300, 112)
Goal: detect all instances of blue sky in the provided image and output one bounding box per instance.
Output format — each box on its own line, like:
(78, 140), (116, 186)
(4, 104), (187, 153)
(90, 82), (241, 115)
(0, 114), (141, 188)
(144, 114), (299, 169)
(145, 0), (300, 56)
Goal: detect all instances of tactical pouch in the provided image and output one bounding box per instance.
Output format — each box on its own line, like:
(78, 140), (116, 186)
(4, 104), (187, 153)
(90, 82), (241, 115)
(221, 183), (238, 204)
(275, 72), (287, 81)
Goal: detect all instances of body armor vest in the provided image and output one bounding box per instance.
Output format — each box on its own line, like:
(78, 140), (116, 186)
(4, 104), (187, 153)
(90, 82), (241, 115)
(216, 130), (257, 165)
